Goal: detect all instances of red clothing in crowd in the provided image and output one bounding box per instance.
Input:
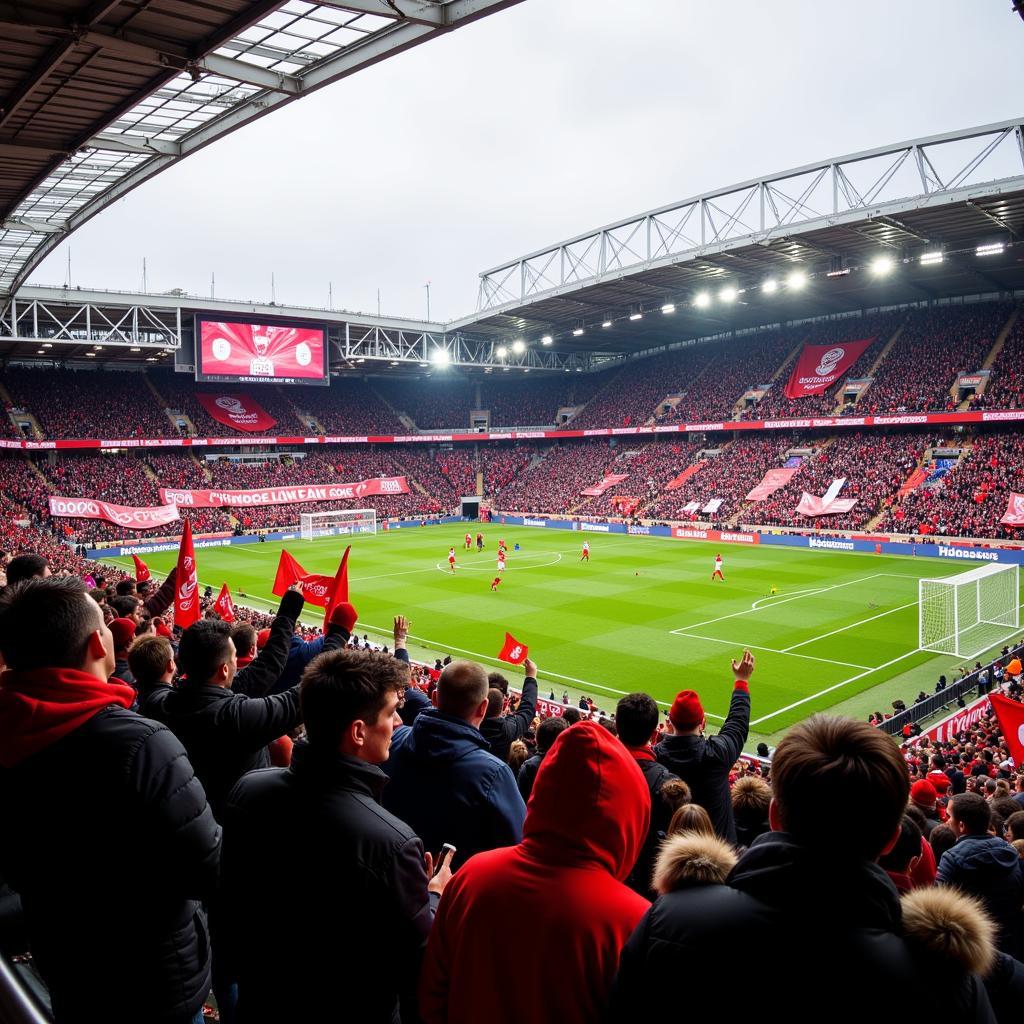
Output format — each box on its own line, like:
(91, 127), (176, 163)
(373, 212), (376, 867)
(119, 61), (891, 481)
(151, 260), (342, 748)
(419, 721), (650, 1024)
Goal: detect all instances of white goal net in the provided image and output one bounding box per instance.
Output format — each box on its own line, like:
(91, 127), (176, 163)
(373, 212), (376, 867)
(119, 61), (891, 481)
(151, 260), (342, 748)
(919, 563), (1019, 659)
(300, 509), (377, 540)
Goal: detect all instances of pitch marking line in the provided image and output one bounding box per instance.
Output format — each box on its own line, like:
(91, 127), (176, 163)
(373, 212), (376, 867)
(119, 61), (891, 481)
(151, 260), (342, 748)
(780, 600), (919, 652)
(434, 553), (563, 574)
(672, 633), (871, 671)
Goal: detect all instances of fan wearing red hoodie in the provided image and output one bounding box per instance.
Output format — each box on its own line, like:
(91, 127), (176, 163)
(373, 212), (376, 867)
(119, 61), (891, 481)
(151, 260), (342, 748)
(419, 720), (650, 1024)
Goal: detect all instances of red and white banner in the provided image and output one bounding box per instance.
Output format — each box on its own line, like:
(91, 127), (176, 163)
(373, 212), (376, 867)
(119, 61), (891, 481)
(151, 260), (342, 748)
(497, 632), (529, 665)
(160, 477), (409, 508)
(214, 583), (236, 623)
(580, 473), (628, 497)
(665, 461), (706, 491)
(906, 695), (991, 746)
(898, 466), (929, 498)
(197, 319), (326, 383)
(783, 338), (875, 398)
(745, 467), (798, 501)
(132, 554), (150, 581)
(47, 496), (180, 531)
(195, 393), (277, 433)
(271, 549), (334, 608)
(175, 519), (200, 629)
(796, 492), (858, 516)
(999, 492), (1024, 527)
(989, 693), (1024, 765)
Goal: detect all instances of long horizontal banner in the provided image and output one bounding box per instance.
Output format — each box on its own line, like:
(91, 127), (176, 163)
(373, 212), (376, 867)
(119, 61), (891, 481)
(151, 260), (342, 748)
(159, 476), (409, 508)
(3, 409), (1024, 451)
(580, 473), (628, 497)
(48, 496), (180, 530)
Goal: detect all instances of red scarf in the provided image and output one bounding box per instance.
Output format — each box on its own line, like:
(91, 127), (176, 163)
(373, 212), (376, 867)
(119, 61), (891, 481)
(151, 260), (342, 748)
(0, 668), (136, 767)
(626, 745), (656, 763)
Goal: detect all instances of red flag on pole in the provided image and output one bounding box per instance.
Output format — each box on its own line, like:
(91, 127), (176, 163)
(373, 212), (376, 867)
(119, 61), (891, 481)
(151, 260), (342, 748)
(174, 519), (200, 629)
(989, 693), (1024, 765)
(272, 549), (305, 595)
(497, 632), (529, 665)
(271, 549), (334, 608)
(132, 554), (151, 582)
(322, 546), (351, 630)
(214, 583), (236, 623)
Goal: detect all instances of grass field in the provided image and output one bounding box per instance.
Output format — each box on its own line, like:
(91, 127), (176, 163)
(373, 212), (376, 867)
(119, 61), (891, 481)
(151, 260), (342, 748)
(103, 525), (1024, 747)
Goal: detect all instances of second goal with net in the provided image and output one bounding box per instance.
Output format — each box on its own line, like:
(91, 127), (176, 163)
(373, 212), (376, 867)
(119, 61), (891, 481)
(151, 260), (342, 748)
(300, 509), (377, 540)
(919, 562), (1019, 659)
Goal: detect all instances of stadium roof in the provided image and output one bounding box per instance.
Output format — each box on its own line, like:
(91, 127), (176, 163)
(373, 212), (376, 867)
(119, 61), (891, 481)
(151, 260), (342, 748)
(452, 118), (1024, 355)
(0, 0), (522, 297)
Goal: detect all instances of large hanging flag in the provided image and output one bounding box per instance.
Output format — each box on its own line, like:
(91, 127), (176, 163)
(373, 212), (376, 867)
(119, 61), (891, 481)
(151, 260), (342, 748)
(783, 338), (875, 398)
(999, 492), (1024, 527)
(174, 519), (200, 629)
(989, 693), (1024, 765)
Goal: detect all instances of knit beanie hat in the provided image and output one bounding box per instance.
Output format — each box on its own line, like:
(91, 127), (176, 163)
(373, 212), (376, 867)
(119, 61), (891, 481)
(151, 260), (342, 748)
(669, 689), (704, 729)
(109, 618), (137, 655)
(910, 778), (938, 809)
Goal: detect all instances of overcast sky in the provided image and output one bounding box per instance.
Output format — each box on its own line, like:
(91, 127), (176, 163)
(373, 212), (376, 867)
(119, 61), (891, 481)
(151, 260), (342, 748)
(29, 0), (1024, 321)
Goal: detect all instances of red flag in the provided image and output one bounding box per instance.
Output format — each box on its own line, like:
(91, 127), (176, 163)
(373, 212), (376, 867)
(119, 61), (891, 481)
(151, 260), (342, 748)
(322, 546), (351, 630)
(174, 519), (200, 629)
(132, 554), (150, 582)
(271, 549), (334, 608)
(214, 583), (236, 623)
(497, 632), (529, 665)
(989, 693), (1024, 765)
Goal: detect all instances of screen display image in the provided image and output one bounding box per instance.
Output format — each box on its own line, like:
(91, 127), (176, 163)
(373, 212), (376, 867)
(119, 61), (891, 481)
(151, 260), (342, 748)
(196, 318), (328, 385)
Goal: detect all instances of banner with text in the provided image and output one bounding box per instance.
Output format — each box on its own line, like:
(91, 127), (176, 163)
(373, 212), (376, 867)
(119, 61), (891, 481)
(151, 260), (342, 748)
(196, 393), (277, 433)
(783, 338), (874, 398)
(795, 492), (858, 516)
(580, 473), (628, 497)
(160, 477), (409, 508)
(48, 496), (180, 531)
(745, 467), (798, 501)
(1000, 492), (1024, 527)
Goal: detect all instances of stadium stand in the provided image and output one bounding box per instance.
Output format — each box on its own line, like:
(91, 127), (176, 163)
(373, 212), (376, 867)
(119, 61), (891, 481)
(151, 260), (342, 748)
(972, 314), (1024, 411)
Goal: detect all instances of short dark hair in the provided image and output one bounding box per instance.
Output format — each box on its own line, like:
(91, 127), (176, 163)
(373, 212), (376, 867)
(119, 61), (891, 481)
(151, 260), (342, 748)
(878, 815), (923, 873)
(771, 715), (909, 860)
(115, 580), (137, 596)
(0, 576), (97, 671)
(231, 621), (258, 660)
(949, 792), (991, 836)
(5, 553), (48, 586)
(615, 692), (659, 747)
(300, 648), (409, 750)
(487, 671), (509, 696)
(485, 688), (504, 719)
(561, 707), (583, 725)
(110, 595), (141, 619)
(177, 619), (233, 684)
(128, 635), (173, 688)
(929, 824), (957, 860)
(1004, 810), (1024, 841)
(536, 715), (569, 754)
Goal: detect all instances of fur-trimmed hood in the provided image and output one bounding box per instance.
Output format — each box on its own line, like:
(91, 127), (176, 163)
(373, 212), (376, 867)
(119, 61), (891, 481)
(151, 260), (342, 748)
(653, 832), (737, 895)
(900, 886), (997, 976)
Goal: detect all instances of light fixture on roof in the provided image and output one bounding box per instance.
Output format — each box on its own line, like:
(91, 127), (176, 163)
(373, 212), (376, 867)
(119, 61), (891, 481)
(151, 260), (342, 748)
(511, 339), (526, 355)
(719, 285), (738, 303)
(629, 306), (643, 321)
(869, 255), (895, 277)
(693, 291), (711, 309)
(86, 351), (96, 357)
(37, 348), (45, 354)
(920, 250), (944, 265)
(572, 322), (585, 336)
(430, 347), (449, 365)
(146, 357), (158, 362)
(496, 345), (508, 358)
(130, 347), (141, 353)
(661, 303), (676, 314)
(976, 242), (1005, 256)
(541, 334), (553, 346)
(786, 270), (807, 290)
(523, 367), (530, 373)
(601, 317), (612, 328)
(94, 345), (103, 350)
(356, 357), (365, 363)
(761, 279), (778, 294)
(419, 362), (429, 368)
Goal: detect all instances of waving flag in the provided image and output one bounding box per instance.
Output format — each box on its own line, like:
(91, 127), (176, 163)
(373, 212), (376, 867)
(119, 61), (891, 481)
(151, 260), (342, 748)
(174, 519), (200, 628)
(497, 632), (529, 665)
(214, 583), (236, 623)
(132, 554), (151, 582)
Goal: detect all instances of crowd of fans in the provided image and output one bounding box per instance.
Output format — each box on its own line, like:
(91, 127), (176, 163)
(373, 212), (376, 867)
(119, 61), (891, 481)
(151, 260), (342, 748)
(972, 315), (1024, 411)
(879, 433), (1024, 540)
(495, 440), (621, 514)
(858, 305), (1008, 415)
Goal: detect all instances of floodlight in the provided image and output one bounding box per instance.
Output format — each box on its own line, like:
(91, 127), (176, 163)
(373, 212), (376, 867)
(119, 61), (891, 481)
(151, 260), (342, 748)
(496, 345), (508, 357)
(693, 291), (711, 309)
(541, 335), (553, 345)
(976, 242), (1005, 256)
(786, 270), (807, 290)
(601, 319), (612, 328)
(661, 303), (676, 314)
(430, 347), (449, 365)
(869, 255), (895, 276)
(572, 327), (585, 337)
(761, 279), (778, 294)
(919, 251), (944, 265)
(719, 286), (738, 303)
(629, 310), (643, 321)
(511, 339), (526, 354)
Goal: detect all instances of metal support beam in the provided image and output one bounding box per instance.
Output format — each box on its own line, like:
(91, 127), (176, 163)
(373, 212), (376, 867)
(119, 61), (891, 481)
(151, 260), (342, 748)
(317, 1), (446, 26)
(85, 133), (181, 157)
(1, 217), (63, 234)
(0, 37), (78, 130)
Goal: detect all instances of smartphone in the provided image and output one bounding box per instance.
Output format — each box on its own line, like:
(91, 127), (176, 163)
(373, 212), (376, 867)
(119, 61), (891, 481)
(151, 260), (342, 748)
(433, 843), (456, 876)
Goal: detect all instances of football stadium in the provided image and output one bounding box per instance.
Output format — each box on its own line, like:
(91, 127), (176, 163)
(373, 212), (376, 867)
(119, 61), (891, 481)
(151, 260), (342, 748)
(2, 2), (1024, 1022)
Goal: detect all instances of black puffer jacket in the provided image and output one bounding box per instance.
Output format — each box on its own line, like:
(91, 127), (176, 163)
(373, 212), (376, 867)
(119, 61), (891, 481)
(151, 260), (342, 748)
(610, 831), (998, 1023)
(481, 675), (538, 763)
(221, 745), (436, 1023)
(0, 707), (220, 1023)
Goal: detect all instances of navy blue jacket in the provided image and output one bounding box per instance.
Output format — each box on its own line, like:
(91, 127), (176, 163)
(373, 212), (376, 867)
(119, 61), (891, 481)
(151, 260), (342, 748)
(938, 835), (1024, 956)
(267, 633), (325, 694)
(381, 709), (526, 869)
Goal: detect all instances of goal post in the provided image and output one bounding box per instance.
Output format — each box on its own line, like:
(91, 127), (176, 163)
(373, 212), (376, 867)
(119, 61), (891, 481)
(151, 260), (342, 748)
(300, 509), (377, 541)
(919, 563), (1019, 659)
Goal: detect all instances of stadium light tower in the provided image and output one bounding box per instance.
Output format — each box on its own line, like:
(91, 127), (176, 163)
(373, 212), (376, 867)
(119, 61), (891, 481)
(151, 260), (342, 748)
(430, 347), (449, 366)
(870, 255), (895, 276)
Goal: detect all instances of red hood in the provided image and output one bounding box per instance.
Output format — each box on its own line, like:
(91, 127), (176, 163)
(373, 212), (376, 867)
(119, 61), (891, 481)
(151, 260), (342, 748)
(524, 720), (649, 879)
(0, 668), (135, 767)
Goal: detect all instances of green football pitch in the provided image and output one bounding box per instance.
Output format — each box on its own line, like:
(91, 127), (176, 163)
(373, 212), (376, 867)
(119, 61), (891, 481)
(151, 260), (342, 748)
(103, 526), (1024, 747)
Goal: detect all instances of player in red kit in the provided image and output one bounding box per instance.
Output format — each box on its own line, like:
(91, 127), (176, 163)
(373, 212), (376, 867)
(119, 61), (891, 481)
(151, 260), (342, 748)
(711, 553), (724, 581)
(448, 547), (457, 573)
(464, 532), (472, 551)
(490, 576), (502, 592)
(580, 540), (590, 562)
